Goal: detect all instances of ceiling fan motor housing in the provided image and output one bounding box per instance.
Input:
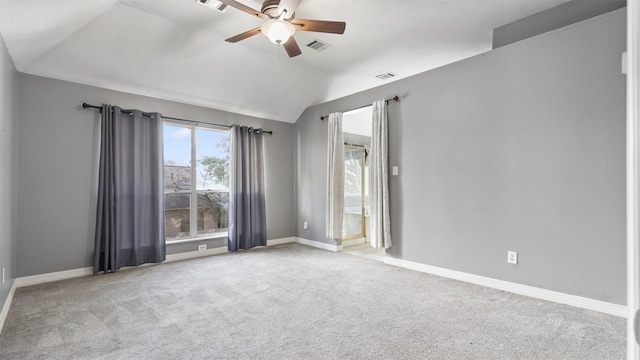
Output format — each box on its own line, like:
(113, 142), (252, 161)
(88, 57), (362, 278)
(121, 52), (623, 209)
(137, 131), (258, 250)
(262, 0), (292, 19)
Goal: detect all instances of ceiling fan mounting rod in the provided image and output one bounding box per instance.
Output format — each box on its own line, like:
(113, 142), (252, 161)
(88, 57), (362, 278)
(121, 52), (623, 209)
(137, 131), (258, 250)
(277, 9), (289, 20)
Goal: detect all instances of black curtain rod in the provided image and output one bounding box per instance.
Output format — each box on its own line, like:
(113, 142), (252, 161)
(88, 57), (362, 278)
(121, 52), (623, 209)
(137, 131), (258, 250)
(320, 96), (399, 121)
(82, 103), (273, 134)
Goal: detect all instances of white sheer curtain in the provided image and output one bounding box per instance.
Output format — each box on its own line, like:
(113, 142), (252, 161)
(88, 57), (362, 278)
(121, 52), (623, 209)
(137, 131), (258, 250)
(370, 100), (392, 249)
(326, 112), (344, 240)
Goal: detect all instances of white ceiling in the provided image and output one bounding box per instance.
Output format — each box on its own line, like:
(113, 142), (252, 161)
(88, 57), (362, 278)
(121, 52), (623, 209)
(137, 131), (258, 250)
(0, 0), (570, 123)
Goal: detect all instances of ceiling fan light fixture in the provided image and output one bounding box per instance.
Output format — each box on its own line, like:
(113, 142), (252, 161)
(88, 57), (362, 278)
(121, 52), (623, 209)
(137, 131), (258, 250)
(261, 20), (295, 44)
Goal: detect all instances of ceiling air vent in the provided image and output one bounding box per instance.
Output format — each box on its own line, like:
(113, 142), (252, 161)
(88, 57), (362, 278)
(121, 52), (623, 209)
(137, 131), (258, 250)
(306, 39), (332, 52)
(195, 0), (228, 12)
(375, 72), (397, 80)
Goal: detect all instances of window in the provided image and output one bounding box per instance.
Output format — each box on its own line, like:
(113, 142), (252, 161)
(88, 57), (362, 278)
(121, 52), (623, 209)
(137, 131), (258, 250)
(163, 123), (230, 242)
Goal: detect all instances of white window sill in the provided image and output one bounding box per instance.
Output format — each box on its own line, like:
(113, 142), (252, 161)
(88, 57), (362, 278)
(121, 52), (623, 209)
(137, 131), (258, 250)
(166, 232), (228, 245)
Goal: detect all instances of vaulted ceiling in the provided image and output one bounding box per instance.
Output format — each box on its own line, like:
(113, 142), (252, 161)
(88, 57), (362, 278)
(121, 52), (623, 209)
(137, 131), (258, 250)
(0, 0), (570, 122)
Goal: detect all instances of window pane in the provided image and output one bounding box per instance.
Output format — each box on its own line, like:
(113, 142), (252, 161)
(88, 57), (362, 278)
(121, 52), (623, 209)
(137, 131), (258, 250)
(345, 149), (363, 195)
(164, 193), (191, 240)
(197, 191), (229, 236)
(196, 129), (229, 191)
(164, 125), (192, 191)
(163, 124), (230, 241)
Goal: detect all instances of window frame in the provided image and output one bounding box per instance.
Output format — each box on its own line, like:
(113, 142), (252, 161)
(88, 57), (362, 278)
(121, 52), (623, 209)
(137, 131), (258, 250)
(163, 120), (230, 244)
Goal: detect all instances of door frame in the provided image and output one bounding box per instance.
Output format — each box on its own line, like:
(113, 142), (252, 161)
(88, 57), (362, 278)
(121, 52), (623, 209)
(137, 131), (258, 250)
(627, 1), (640, 358)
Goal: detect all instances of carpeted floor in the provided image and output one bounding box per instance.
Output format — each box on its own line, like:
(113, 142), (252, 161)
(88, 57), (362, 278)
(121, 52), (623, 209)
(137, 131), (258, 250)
(0, 243), (626, 359)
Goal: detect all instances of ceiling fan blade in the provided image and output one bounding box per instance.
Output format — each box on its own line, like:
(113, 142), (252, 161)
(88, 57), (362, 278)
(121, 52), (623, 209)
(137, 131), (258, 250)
(277, 0), (301, 19)
(283, 37), (302, 57)
(291, 19), (346, 34)
(225, 27), (261, 43)
(217, 0), (267, 19)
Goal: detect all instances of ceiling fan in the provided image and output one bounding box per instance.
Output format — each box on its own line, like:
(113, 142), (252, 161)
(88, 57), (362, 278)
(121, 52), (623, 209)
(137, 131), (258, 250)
(212, 0), (346, 57)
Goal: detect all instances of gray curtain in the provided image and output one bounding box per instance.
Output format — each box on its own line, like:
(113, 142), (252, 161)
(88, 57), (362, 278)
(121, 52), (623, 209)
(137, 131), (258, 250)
(228, 125), (267, 251)
(94, 105), (166, 273)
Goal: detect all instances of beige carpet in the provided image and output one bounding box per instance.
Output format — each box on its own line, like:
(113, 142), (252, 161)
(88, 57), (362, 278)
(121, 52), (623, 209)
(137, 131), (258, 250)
(0, 243), (626, 359)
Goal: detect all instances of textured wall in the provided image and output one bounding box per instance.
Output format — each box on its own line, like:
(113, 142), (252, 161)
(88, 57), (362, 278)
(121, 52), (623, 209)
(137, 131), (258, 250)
(295, 9), (626, 304)
(16, 75), (295, 276)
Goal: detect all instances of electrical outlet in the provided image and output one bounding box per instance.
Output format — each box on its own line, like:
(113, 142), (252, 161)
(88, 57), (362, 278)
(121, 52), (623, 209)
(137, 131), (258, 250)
(507, 251), (518, 264)
(303, 222), (308, 230)
(392, 166), (399, 176)
(198, 244), (207, 251)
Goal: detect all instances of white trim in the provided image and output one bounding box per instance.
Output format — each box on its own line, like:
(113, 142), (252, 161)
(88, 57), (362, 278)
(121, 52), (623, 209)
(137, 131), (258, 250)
(15, 267), (93, 288)
(165, 246), (229, 262)
(384, 257), (627, 318)
(165, 232), (227, 245)
(165, 237), (296, 262)
(341, 237), (366, 247)
(628, 0), (640, 357)
(189, 126), (198, 237)
(3, 237), (627, 339)
(267, 237), (297, 246)
(295, 237), (342, 252)
(163, 118), (229, 132)
(12, 237), (298, 287)
(0, 282), (17, 335)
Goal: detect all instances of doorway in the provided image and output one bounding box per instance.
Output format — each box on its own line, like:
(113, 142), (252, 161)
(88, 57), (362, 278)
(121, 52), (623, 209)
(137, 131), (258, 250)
(343, 144), (367, 240)
(341, 106), (372, 247)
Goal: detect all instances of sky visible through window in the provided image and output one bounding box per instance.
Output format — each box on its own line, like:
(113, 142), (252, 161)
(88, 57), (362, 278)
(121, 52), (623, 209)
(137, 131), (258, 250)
(163, 124), (229, 191)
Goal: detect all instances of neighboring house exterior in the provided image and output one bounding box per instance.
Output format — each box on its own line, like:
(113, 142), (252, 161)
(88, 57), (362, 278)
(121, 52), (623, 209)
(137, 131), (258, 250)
(164, 165), (228, 239)
(164, 165), (191, 191)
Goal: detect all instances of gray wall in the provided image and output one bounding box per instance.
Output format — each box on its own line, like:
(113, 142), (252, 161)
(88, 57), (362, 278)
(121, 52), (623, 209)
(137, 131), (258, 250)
(17, 74), (295, 277)
(0, 32), (17, 310)
(295, 9), (626, 304)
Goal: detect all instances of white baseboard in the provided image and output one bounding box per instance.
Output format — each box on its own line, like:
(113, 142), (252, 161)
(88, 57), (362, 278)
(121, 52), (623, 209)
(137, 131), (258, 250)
(384, 257), (627, 318)
(0, 281), (16, 335)
(295, 237), (342, 252)
(267, 237), (297, 246)
(13, 237), (298, 288)
(8, 238), (625, 324)
(15, 267), (93, 288)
